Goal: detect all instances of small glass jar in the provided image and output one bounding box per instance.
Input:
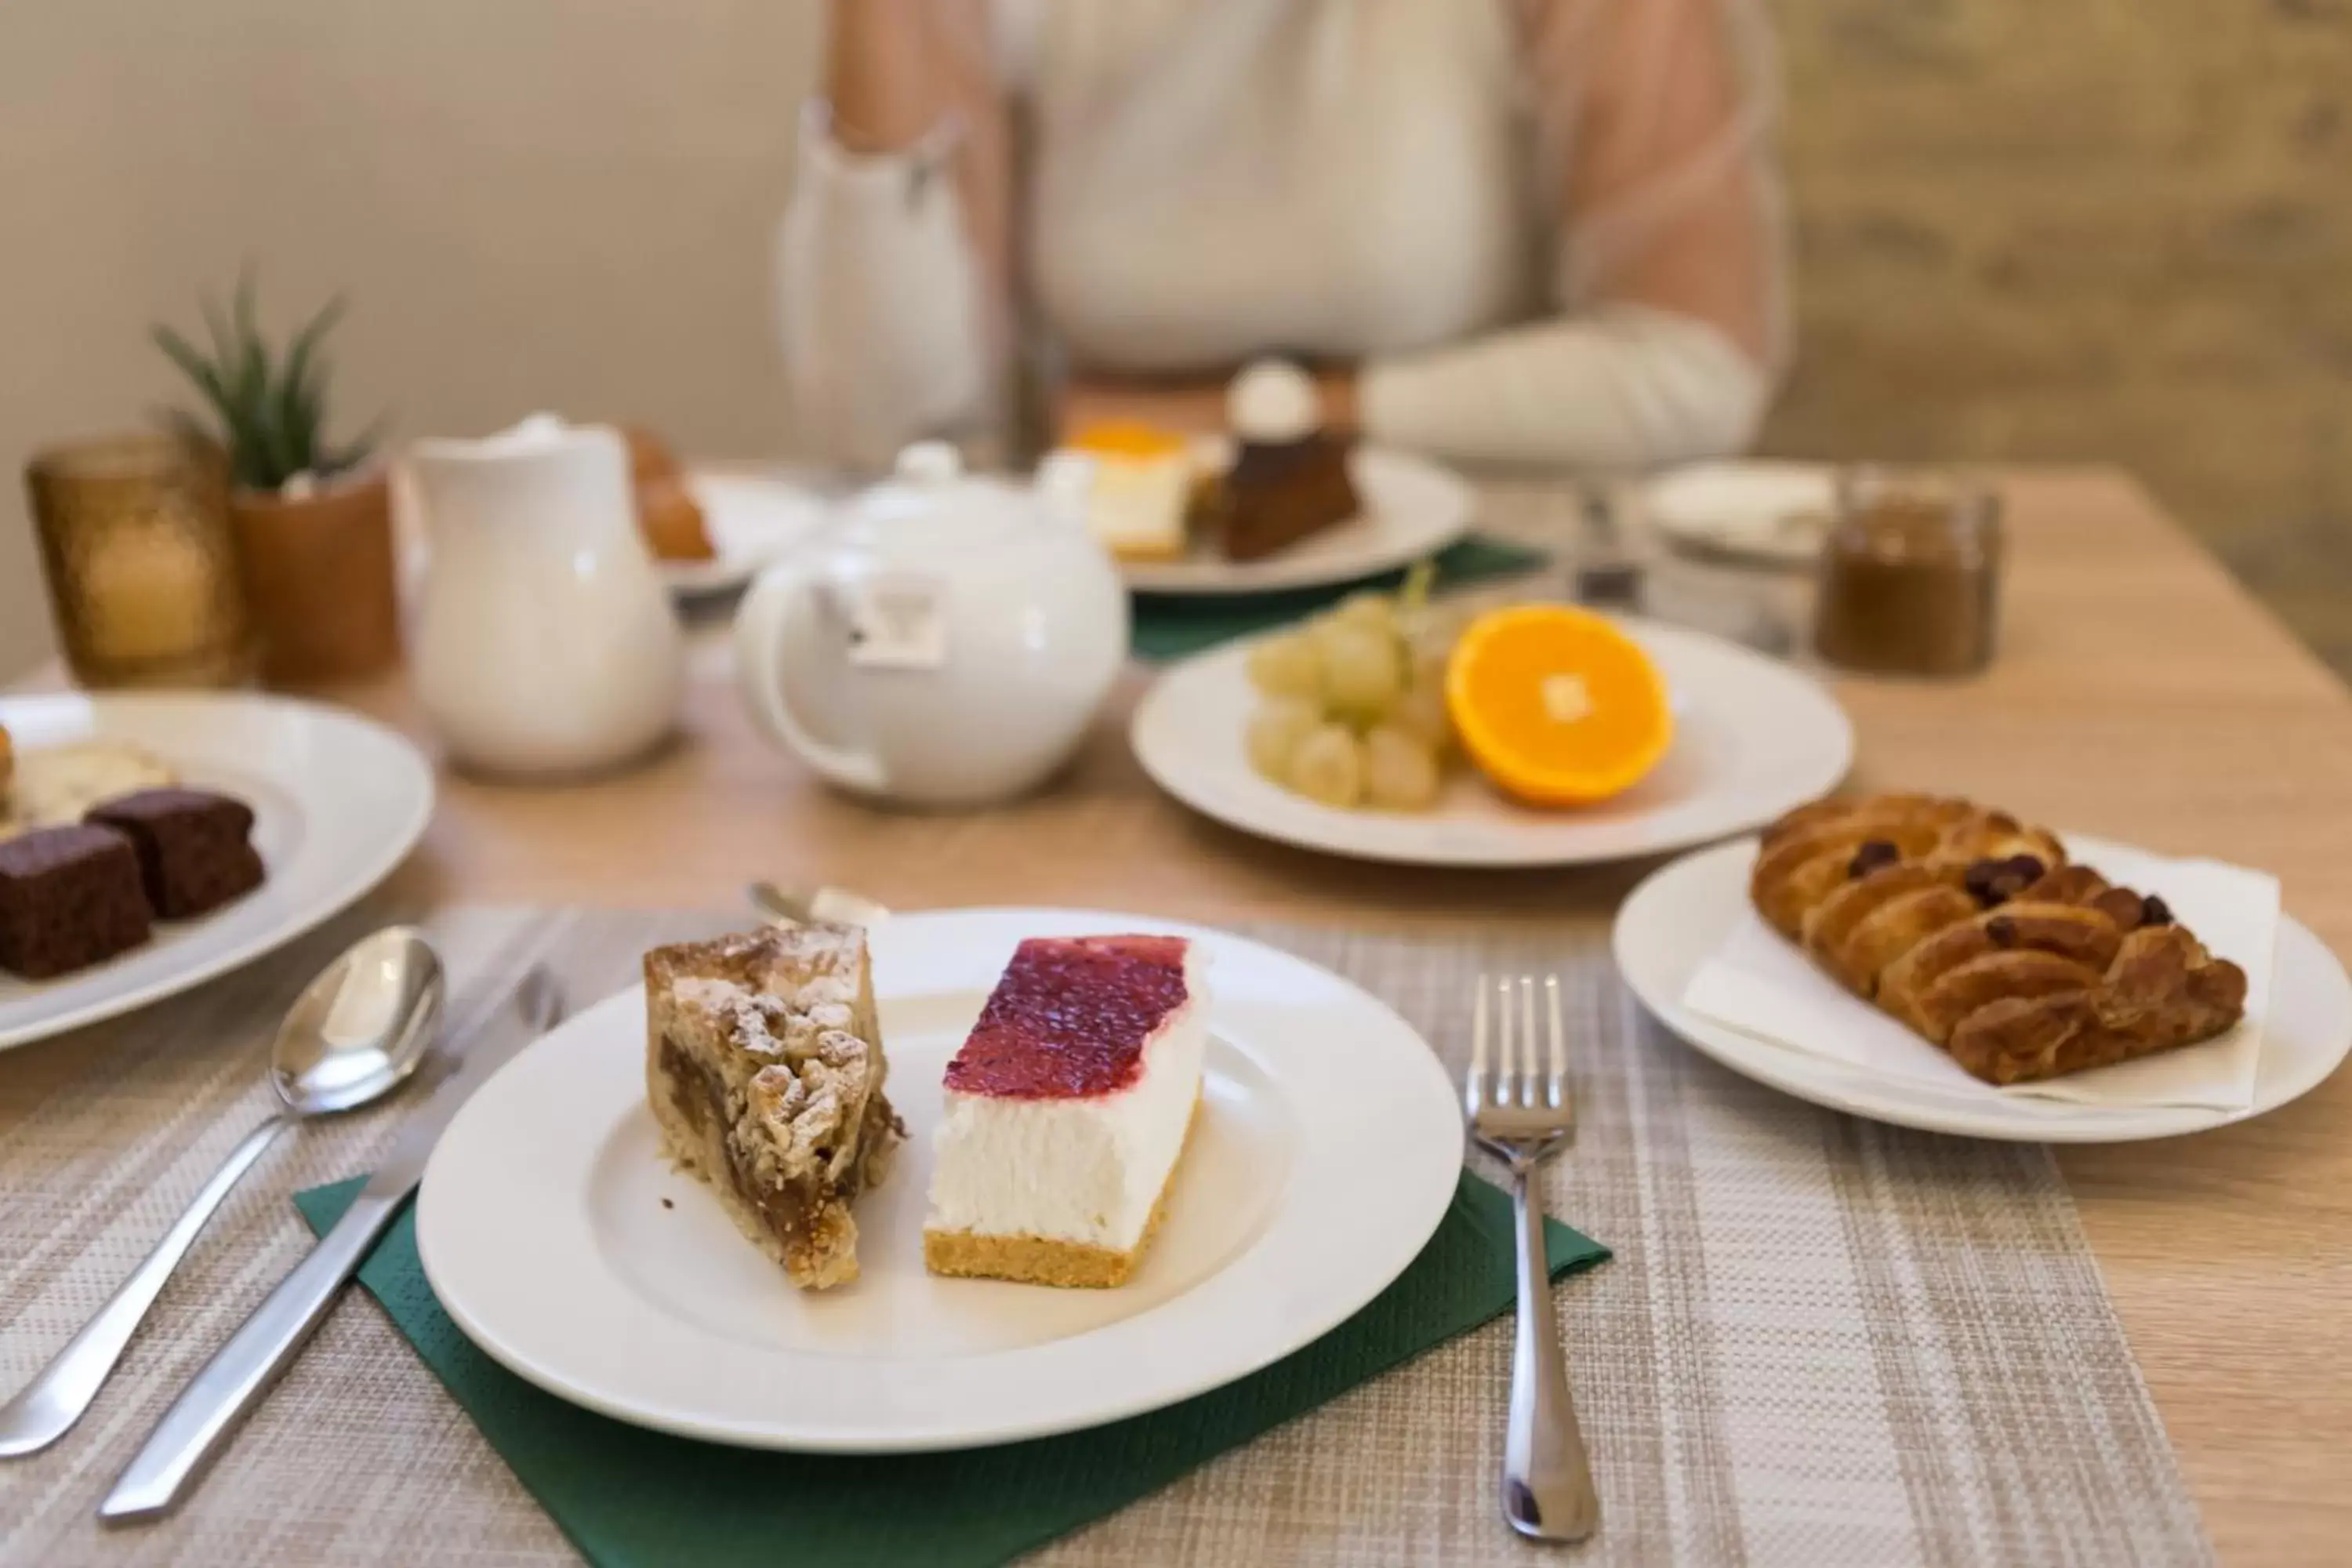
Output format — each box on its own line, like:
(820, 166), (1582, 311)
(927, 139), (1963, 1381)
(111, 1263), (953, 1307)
(1811, 467), (2002, 677)
(24, 434), (254, 688)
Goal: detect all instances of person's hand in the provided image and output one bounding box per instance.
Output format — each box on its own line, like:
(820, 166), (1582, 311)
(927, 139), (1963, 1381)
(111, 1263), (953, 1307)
(1058, 368), (1359, 441)
(825, 0), (969, 154)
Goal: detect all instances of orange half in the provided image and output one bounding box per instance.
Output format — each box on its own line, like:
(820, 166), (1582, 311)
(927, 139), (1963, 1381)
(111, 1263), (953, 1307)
(1446, 604), (1673, 806)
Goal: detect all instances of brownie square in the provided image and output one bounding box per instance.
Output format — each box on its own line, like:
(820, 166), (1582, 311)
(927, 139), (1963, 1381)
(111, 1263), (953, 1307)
(1218, 433), (1360, 562)
(0, 825), (154, 979)
(85, 789), (265, 920)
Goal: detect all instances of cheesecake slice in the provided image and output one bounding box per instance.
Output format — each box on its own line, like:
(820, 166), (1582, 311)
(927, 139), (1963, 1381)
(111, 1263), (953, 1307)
(924, 935), (1207, 1287)
(1067, 422), (1196, 563)
(645, 924), (906, 1290)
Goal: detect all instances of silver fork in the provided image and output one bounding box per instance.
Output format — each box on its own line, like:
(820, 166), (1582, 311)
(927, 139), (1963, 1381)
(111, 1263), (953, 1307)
(1468, 975), (1600, 1544)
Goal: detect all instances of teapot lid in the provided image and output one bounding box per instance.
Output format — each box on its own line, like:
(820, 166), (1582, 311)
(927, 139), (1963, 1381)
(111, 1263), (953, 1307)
(839, 441), (1065, 547)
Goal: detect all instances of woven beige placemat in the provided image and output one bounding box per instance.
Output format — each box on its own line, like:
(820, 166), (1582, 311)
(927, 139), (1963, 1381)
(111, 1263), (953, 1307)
(0, 905), (2209, 1567)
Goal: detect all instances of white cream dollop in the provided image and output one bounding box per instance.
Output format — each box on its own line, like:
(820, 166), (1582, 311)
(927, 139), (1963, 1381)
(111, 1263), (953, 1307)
(1226, 359), (1322, 445)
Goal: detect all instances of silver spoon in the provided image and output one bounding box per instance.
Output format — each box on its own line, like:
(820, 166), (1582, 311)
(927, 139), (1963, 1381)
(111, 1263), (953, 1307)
(0, 927), (444, 1458)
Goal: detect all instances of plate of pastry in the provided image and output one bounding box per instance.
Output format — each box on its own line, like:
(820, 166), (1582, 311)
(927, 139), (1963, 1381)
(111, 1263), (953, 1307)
(660, 474), (830, 601)
(1613, 793), (2352, 1141)
(416, 908), (1465, 1451)
(1064, 362), (1475, 596)
(593, 430), (833, 598)
(1131, 586), (1854, 868)
(0, 693), (434, 1050)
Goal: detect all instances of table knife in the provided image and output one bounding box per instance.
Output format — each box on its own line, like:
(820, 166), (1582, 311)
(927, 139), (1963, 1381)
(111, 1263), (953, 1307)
(99, 964), (565, 1525)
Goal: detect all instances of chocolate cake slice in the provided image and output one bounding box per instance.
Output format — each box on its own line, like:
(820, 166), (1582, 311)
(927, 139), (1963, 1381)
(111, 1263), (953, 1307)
(85, 788), (264, 920)
(1217, 432), (1359, 562)
(0, 825), (154, 979)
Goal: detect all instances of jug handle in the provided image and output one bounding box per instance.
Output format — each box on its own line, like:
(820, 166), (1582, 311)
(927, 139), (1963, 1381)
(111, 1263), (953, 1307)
(734, 561), (889, 793)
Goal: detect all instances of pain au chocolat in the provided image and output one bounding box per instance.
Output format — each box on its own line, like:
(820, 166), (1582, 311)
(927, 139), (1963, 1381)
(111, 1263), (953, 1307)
(1750, 793), (2248, 1085)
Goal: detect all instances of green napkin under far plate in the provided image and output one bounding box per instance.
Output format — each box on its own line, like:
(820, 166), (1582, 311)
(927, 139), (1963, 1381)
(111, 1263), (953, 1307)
(296, 1171), (1605, 1568)
(1131, 534), (1549, 661)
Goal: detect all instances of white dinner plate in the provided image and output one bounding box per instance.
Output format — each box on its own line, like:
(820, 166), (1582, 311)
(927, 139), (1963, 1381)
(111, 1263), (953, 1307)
(1131, 617), (1854, 868)
(0, 692), (434, 1050)
(1613, 836), (2352, 1142)
(417, 907), (1465, 1453)
(1640, 460), (1835, 570)
(1121, 446), (1476, 596)
(662, 471), (829, 598)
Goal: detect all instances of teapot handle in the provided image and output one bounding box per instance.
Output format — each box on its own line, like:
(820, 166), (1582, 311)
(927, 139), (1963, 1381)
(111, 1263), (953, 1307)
(733, 560), (889, 793)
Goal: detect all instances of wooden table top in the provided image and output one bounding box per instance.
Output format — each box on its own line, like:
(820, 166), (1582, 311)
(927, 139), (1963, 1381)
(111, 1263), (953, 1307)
(36, 466), (2352, 1563)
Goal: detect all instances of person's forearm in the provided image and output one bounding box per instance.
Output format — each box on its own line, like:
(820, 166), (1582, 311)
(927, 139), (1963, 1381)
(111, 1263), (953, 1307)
(1359, 306), (1769, 471)
(784, 0), (1007, 467)
(826, 0), (960, 154)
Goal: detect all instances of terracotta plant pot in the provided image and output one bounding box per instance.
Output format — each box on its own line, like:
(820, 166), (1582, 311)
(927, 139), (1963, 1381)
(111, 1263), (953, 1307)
(230, 467), (401, 684)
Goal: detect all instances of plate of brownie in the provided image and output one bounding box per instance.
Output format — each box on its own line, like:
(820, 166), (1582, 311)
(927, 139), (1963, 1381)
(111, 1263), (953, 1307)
(0, 692), (434, 1050)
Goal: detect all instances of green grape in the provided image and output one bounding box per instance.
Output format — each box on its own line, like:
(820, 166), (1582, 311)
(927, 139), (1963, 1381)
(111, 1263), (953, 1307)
(1316, 624), (1403, 727)
(1245, 633), (1323, 702)
(1391, 674), (1454, 753)
(1331, 590), (1397, 635)
(1287, 723), (1365, 808)
(1406, 609), (1463, 672)
(1363, 725), (1443, 811)
(1245, 697), (1321, 782)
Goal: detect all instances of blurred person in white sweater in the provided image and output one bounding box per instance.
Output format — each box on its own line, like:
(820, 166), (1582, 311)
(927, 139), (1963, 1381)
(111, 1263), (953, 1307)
(779, 0), (1788, 472)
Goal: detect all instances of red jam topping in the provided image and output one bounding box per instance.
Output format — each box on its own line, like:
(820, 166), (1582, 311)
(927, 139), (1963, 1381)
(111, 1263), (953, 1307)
(945, 935), (1191, 1100)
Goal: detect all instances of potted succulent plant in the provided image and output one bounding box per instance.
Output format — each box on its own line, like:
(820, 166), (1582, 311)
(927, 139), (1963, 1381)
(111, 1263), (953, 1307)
(154, 277), (399, 684)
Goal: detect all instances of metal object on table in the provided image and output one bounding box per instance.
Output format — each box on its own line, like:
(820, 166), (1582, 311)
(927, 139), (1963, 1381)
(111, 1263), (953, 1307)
(97, 964), (567, 1524)
(0, 927), (445, 1459)
(25, 434), (254, 688)
(747, 881), (891, 929)
(1465, 975), (1600, 1545)
(1570, 486), (1644, 610)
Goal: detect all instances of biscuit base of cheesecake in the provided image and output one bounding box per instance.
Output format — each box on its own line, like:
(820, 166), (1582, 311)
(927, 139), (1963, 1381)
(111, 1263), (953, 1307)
(923, 1097), (1196, 1289)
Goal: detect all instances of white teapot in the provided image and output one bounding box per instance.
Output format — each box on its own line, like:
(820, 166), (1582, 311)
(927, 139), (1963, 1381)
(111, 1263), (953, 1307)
(408, 415), (684, 778)
(734, 441), (1127, 807)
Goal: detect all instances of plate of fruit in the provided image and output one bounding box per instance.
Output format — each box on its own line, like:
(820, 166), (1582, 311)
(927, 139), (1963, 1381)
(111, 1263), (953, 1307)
(1129, 576), (1855, 868)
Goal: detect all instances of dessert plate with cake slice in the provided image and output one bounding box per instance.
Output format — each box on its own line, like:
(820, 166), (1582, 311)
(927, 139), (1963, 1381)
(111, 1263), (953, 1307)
(416, 907), (1465, 1452)
(1070, 363), (1478, 597)
(1613, 800), (2352, 1141)
(1115, 443), (1477, 597)
(0, 691), (434, 1050)
(1133, 615), (1853, 867)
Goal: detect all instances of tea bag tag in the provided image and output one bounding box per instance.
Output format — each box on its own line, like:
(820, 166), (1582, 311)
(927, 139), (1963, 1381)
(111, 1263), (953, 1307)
(843, 572), (949, 670)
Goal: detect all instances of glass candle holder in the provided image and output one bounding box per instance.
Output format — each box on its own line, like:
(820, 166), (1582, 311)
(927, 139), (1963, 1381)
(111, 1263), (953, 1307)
(24, 434), (253, 688)
(1811, 467), (2002, 677)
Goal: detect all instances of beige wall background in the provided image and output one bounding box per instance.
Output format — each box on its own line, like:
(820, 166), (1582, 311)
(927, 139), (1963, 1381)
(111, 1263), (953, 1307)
(1766, 0), (2352, 671)
(0, 0), (824, 677)
(5, 2), (2350, 677)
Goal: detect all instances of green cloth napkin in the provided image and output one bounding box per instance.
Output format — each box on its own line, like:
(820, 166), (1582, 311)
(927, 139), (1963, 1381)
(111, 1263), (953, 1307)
(296, 1171), (1605, 1568)
(1130, 534), (1549, 660)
